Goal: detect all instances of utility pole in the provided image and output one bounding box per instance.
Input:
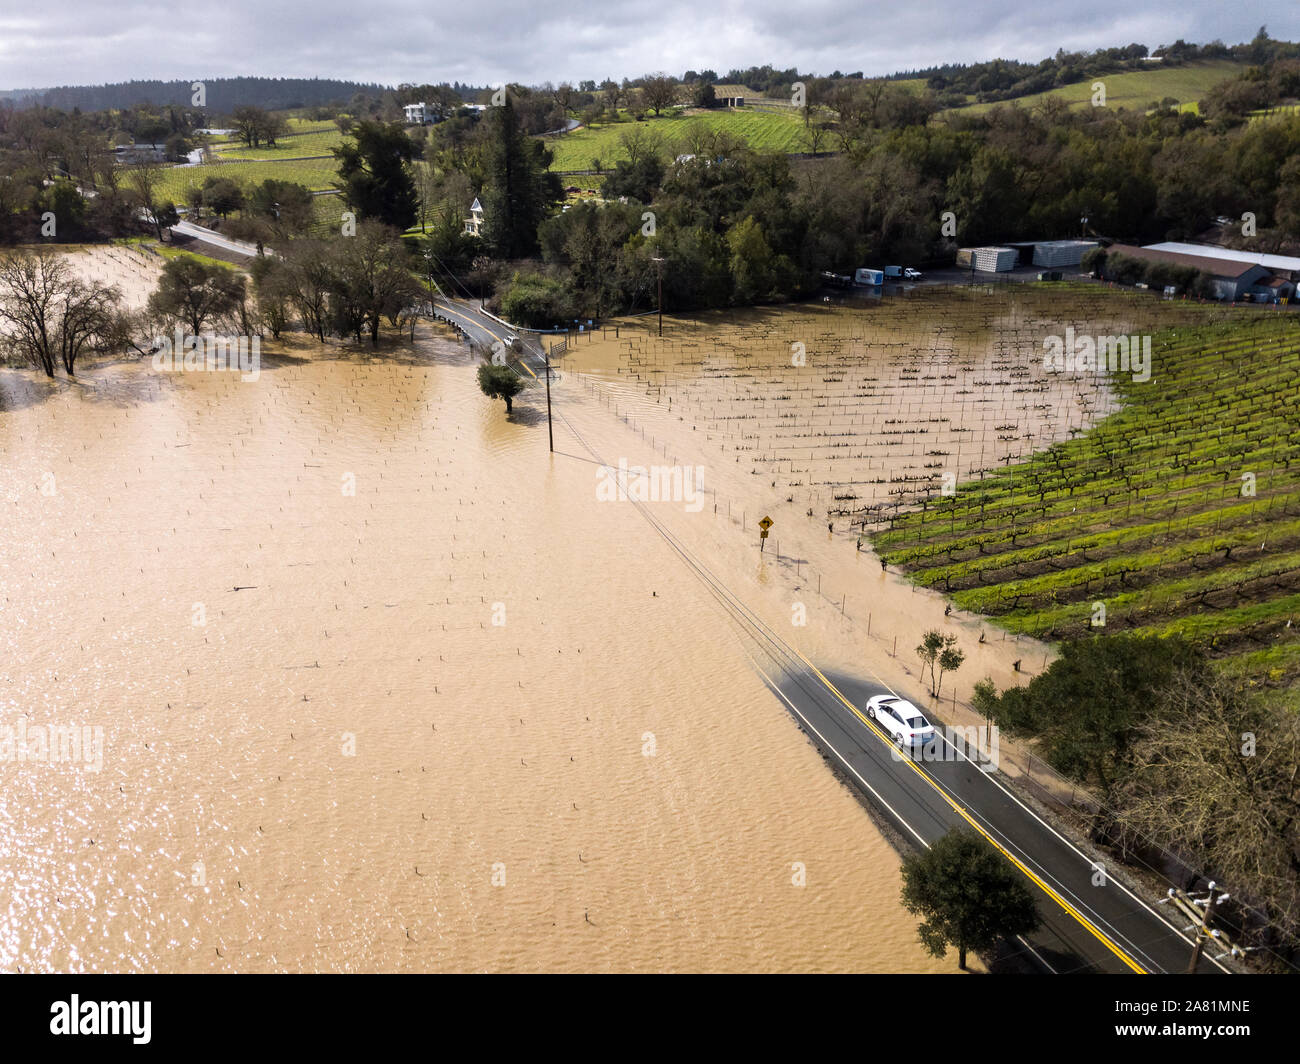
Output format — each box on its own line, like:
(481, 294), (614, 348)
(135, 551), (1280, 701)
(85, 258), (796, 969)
(544, 342), (554, 452)
(1188, 900), (1212, 972)
(1187, 883), (1220, 974)
(1161, 883), (1242, 972)
(652, 255), (665, 337)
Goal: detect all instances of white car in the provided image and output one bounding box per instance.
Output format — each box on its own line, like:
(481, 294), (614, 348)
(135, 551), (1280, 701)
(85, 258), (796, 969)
(903, 267), (923, 281)
(865, 694), (936, 746)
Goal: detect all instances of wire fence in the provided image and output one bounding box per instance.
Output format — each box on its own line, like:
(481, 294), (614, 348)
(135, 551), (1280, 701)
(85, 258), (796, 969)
(549, 308), (1298, 970)
(568, 363), (1113, 830)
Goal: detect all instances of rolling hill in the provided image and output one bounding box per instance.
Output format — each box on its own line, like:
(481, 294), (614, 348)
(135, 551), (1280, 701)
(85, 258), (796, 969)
(953, 59), (1244, 114)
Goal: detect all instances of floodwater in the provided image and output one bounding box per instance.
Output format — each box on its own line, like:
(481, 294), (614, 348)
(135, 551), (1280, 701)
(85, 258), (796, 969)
(1, 324), (958, 973)
(555, 287), (1199, 713)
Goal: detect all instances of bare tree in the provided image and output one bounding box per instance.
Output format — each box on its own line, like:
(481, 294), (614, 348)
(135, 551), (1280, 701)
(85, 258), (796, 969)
(711, 129), (748, 160)
(147, 255), (247, 336)
(679, 120), (716, 159)
(55, 276), (122, 374)
(231, 106), (264, 148)
(230, 105), (287, 149)
(828, 79), (888, 159)
(640, 73), (679, 116)
(58, 119), (112, 188)
(280, 238), (334, 341)
(125, 158), (170, 239)
(804, 120), (831, 156)
(102, 306), (167, 359)
(1117, 671), (1300, 953)
(263, 112), (289, 147)
(619, 126), (663, 168)
(0, 247), (122, 377)
(0, 247), (65, 376)
(332, 222), (424, 345)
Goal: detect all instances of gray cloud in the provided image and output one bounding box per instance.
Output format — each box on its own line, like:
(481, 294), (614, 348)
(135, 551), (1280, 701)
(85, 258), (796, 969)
(0, 0), (1293, 90)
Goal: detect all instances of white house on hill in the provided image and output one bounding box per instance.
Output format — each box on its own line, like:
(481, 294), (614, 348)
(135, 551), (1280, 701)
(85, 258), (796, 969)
(465, 198), (484, 236)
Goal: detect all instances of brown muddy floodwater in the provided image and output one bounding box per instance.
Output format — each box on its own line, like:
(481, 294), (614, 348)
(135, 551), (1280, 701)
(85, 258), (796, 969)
(1, 322), (958, 973)
(555, 287), (1200, 717)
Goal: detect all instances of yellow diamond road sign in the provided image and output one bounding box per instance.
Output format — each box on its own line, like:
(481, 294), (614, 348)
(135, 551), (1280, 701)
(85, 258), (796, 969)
(759, 516), (773, 531)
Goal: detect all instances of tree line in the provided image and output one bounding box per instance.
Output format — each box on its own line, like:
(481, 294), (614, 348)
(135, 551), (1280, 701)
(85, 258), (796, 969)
(482, 84), (1297, 325)
(0, 217), (424, 380)
(8, 37), (1300, 359)
(1, 77), (385, 114)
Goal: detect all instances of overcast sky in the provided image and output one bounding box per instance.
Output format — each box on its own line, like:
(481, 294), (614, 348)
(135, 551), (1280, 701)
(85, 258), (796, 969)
(0, 1), (1295, 91)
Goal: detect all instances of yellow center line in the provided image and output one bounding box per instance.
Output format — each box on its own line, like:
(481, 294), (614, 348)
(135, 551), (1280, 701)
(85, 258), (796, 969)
(439, 300), (539, 380)
(790, 647), (1147, 974)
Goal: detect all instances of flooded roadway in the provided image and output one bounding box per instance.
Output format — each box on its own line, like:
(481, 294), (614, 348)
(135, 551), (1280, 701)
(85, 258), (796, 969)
(0, 328), (954, 972)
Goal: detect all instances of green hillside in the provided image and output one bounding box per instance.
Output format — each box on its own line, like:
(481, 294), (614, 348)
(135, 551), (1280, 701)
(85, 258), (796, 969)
(956, 59), (1244, 114)
(156, 156), (339, 204)
(541, 107), (810, 172)
(210, 128), (344, 161)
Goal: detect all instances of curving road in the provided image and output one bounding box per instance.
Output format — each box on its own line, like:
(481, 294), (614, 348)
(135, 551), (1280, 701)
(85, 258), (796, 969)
(429, 296), (555, 382)
(169, 219), (269, 258)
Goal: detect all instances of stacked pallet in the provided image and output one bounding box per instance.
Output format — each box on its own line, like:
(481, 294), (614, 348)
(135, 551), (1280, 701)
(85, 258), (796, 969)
(956, 246), (1018, 272)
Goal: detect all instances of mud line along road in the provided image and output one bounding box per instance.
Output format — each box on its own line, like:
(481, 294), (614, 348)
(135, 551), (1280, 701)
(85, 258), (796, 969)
(553, 401), (1230, 976)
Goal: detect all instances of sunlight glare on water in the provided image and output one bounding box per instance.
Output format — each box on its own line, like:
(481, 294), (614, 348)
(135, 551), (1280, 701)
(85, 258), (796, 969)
(0, 328), (951, 973)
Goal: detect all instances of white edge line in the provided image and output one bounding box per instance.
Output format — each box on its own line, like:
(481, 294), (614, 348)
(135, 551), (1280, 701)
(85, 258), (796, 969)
(751, 650), (1058, 974)
(832, 667), (1230, 973)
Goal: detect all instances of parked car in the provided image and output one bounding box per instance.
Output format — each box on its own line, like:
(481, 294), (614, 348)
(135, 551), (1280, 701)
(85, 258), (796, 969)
(865, 694), (937, 746)
(903, 267), (922, 280)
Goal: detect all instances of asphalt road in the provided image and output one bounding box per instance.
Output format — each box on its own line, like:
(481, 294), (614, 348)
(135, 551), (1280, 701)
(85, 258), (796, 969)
(760, 660), (1228, 974)
(430, 297), (553, 382)
(169, 219), (268, 257)
(438, 300), (1232, 975)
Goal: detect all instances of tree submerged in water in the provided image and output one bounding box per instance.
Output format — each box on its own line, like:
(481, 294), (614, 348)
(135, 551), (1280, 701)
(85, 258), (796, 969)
(477, 361), (524, 414)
